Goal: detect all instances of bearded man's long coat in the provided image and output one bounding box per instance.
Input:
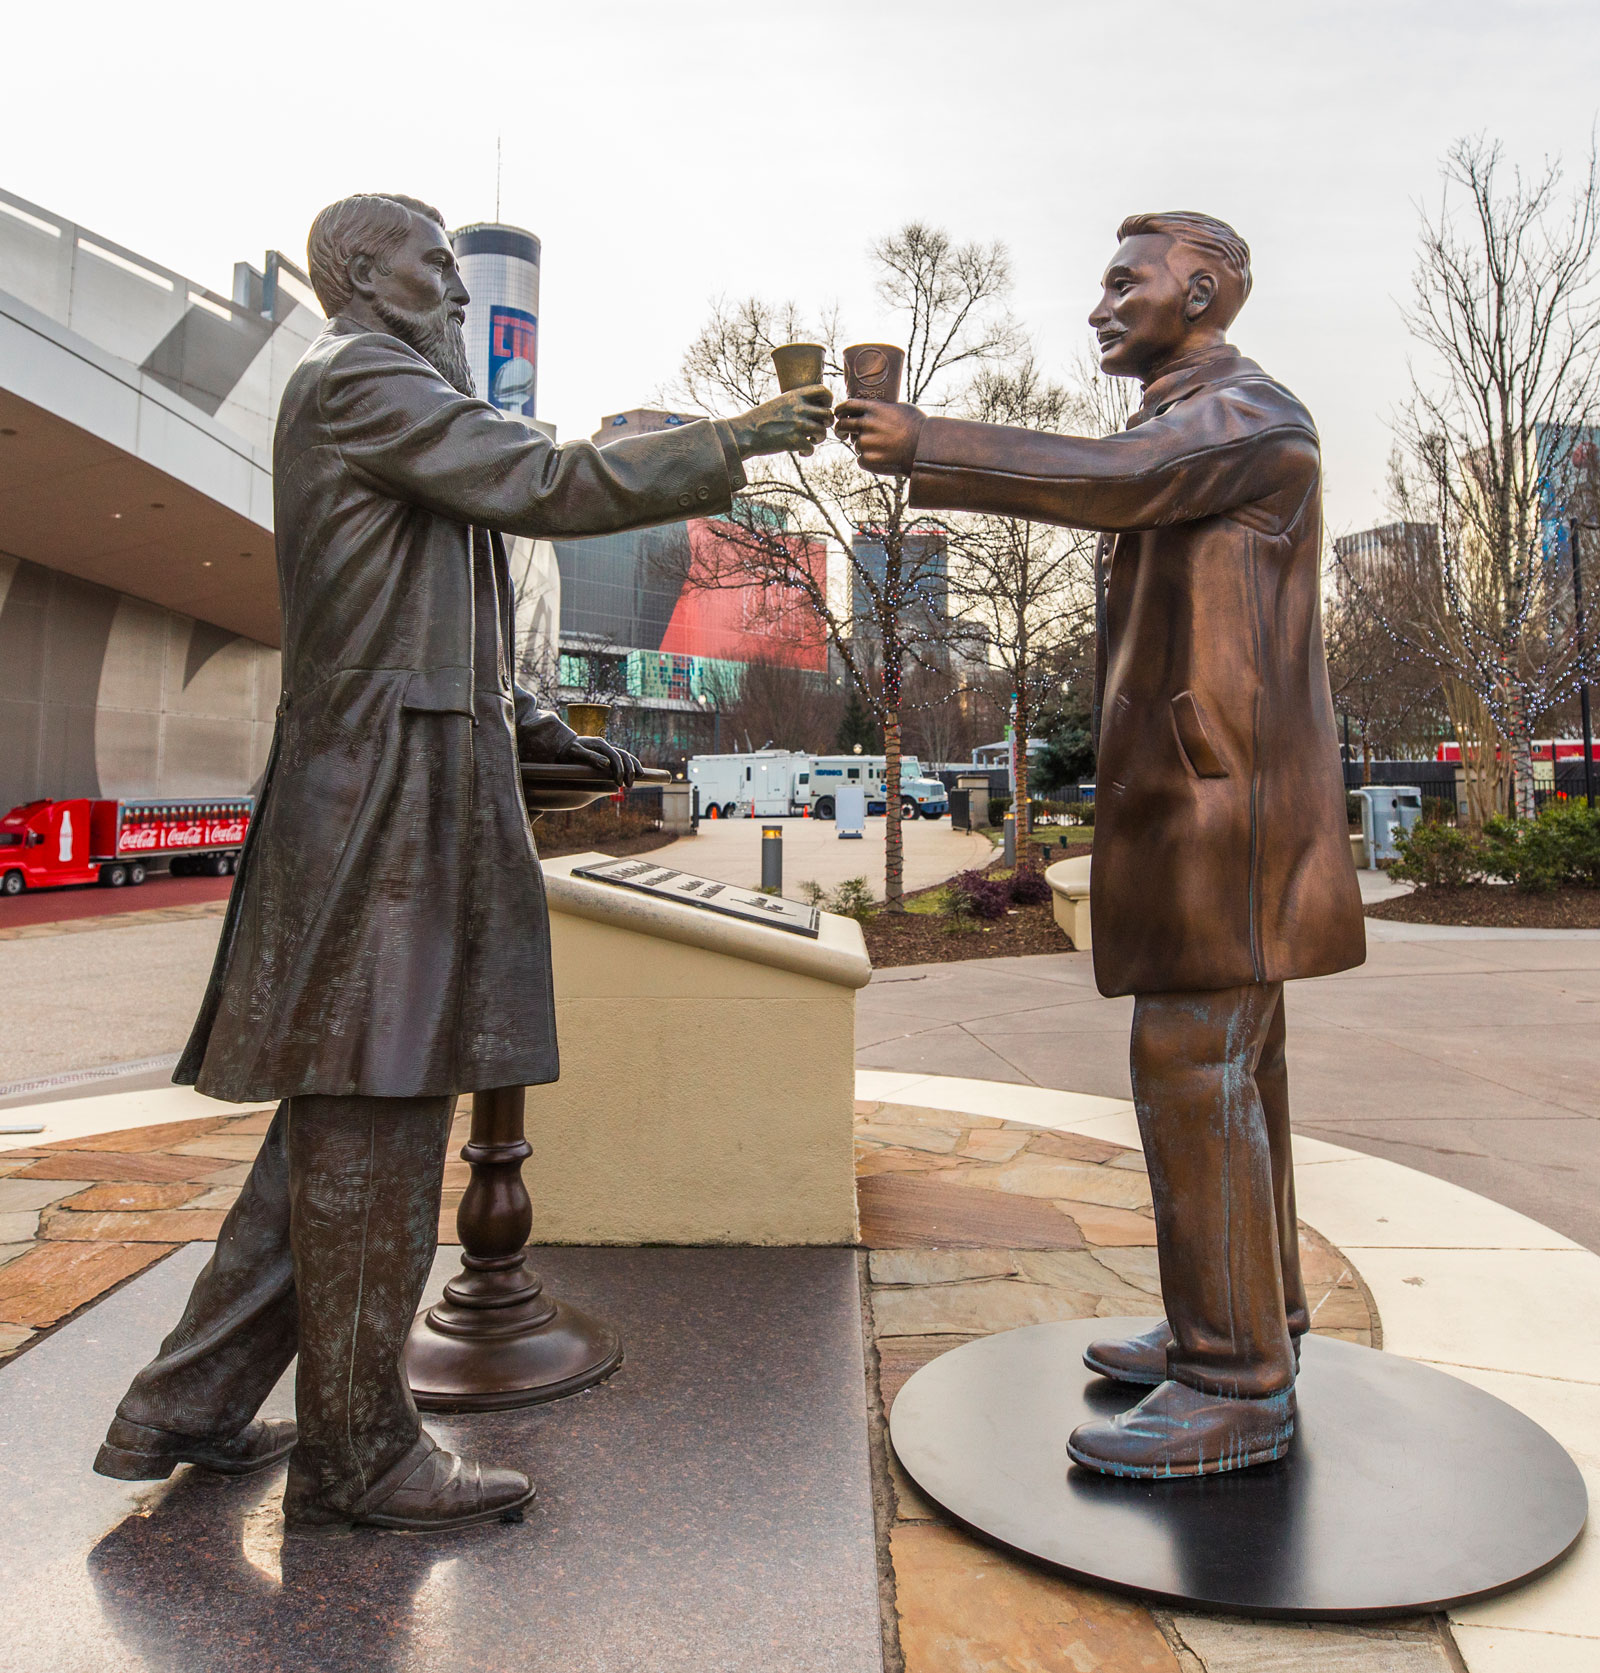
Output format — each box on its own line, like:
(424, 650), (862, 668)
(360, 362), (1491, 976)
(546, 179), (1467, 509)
(177, 319), (745, 1100)
(906, 344), (1364, 997)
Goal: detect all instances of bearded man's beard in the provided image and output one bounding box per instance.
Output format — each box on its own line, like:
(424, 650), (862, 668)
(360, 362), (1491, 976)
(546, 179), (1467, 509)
(372, 295), (476, 397)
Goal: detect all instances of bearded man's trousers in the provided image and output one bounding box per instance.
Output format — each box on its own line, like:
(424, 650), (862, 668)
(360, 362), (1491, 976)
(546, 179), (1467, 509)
(1130, 982), (1307, 1399)
(110, 1095), (452, 1515)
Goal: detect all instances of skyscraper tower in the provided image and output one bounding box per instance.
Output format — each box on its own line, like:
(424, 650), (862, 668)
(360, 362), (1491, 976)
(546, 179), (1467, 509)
(451, 222), (541, 422)
(450, 220), (560, 681)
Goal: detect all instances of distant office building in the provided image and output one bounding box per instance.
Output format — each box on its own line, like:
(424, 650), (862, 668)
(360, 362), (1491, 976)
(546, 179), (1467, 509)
(592, 408), (700, 444)
(553, 512), (829, 760)
(451, 222), (543, 425)
(1331, 522), (1440, 600)
(849, 526), (950, 661)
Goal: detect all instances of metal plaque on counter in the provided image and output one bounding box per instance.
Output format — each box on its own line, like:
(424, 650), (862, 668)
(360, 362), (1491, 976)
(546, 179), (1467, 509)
(570, 858), (821, 938)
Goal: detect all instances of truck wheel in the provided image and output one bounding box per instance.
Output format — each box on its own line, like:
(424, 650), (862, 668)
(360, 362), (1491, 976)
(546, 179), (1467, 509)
(721, 803), (737, 819)
(900, 798), (918, 821)
(210, 855), (232, 877)
(1, 870), (22, 896)
(101, 863), (128, 887)
(128, 863), (147, 885)
(704, 803), (719, 819)
(815, 796), (835, 820)
(222, 854), (237, 875)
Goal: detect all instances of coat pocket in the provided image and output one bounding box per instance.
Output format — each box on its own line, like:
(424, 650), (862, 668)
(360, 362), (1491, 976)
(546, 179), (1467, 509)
(1171, 690), (1229, 779)
(402, 666), (476, 716)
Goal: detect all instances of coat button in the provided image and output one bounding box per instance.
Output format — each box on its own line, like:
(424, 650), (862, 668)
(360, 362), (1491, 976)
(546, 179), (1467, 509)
(677, 493), (692, 508)
(696, 486), (709, 501)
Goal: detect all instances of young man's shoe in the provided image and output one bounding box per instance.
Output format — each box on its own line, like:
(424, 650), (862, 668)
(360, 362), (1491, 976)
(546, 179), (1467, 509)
(1083, 1320), (1302, 1386)
(1067, 1379), (1295, 1478)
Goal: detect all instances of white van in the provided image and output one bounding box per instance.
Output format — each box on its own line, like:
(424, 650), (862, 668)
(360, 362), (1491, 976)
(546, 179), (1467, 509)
(687, 751), (808, 819)
(685, 750), (948, 820)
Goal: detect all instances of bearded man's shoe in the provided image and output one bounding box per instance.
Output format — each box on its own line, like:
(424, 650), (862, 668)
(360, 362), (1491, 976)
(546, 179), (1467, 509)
(95, 1416), (297, 1481)
(1067, 1378), (1296, 1478)
(1082, 1320), (1303, 1387)
(285, 1434), (535, 1535)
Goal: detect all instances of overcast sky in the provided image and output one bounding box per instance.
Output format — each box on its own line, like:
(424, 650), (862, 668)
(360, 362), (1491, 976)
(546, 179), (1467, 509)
(6, 1), (1599, 535)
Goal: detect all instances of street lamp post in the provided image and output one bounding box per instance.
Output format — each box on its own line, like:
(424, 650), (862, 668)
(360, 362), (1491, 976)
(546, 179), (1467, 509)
(1571, 524), (1596, 809)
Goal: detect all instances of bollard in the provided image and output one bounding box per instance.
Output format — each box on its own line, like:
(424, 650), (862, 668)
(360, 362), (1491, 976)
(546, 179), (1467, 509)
(761, 824), (783, 895)
(1002, 813), (1016, 867)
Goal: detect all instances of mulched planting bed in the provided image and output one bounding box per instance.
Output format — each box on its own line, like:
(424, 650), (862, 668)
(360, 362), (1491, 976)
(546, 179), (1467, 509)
(1366, 884), (1600, 929)
(861, 844), (1092, 967)
(536, 829), (676, 860)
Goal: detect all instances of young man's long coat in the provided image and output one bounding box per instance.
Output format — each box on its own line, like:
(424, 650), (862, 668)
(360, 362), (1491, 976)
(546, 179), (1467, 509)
(177, 320), (745, 1100)
(907, 345), (1364, 997)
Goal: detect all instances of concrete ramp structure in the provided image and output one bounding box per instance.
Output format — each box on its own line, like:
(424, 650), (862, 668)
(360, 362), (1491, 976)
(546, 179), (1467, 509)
(0, 186), (323, 812)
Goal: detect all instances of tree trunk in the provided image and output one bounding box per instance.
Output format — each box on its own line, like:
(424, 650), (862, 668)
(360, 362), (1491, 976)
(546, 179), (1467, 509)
(1013, 689), (1030, 843)
(884, 708), (904, 909)
(1442, 677), (1509, 827)
(1505, 672), (1536, 819)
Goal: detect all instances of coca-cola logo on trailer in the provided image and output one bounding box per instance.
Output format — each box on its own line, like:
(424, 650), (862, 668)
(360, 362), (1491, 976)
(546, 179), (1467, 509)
(117, 806), (251, 854)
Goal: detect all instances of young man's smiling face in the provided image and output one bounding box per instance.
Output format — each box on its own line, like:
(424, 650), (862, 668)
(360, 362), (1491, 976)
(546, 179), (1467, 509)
(1089, 233), (1222, 383)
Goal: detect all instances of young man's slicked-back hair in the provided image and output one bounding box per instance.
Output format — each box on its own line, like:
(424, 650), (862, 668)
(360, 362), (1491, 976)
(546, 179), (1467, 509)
(1117, 210), (1253, 324)
(306, 193), (447, 317)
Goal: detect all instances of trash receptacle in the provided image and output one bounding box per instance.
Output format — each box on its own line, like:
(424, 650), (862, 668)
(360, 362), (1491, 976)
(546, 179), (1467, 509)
(949, 788), (971, 832)
(1354, 786), (1423, 867)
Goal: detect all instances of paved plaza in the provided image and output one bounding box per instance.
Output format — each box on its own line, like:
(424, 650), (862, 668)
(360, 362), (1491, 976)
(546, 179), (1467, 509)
(0, 816), (991, 1096)
(664, 814), (995, 899)
(857, 926), (1600, 1255)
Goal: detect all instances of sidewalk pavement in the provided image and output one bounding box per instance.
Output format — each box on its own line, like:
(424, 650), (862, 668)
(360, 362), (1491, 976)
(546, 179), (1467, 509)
(856, 934), (1600, 1255)
(663, 814), (994, 900)
(0, 817), (994, 1092)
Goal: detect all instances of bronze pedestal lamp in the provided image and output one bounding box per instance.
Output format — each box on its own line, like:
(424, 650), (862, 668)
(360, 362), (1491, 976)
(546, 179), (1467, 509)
(406, 717), (668, 1410)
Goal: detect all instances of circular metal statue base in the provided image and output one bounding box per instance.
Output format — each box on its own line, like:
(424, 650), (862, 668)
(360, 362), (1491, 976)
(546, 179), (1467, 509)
(889, 1317), (1587, 1620)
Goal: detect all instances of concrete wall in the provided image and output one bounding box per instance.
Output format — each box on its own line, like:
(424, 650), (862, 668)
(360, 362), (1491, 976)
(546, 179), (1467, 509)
(0, 551), (278, 813)
(529, 855), (870, 1245)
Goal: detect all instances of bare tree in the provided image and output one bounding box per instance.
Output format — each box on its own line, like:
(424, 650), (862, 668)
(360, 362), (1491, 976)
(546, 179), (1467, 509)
(721, 655), (846, 755)
(1383, 135), (1600, 819)
(1323, 538), (1448, 780)
(674, 223), (1019, 904)
(937, 353), (1111, 834)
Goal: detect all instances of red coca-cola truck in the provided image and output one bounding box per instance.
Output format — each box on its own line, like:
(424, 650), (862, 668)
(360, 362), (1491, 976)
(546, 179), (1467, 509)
(0, 796), (253, 895)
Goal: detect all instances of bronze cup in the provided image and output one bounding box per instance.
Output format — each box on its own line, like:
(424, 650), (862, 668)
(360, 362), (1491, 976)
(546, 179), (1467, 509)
(843, 343), (905, 404)
(771, 342), (826, 392)
(564, 701), (611, 737)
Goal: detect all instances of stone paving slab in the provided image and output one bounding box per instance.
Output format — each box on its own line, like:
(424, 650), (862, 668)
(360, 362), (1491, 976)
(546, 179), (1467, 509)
(0, 1082), (1517, 1671)
(847, 1100), (1442, 1673)
(0, 1242), (883, 1673)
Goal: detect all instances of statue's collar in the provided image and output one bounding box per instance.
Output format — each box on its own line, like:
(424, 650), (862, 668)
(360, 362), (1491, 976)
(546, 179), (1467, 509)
(1129, 344), (1249, 428)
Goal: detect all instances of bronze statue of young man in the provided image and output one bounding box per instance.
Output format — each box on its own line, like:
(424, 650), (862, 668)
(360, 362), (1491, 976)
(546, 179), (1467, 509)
(94, 194), (832, 1531)
(838, 212), (1364, 1478)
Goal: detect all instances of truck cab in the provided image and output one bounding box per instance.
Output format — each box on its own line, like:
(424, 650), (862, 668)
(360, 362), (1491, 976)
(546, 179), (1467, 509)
(0, 799), (105, 893)
(803, 756), (948, 821)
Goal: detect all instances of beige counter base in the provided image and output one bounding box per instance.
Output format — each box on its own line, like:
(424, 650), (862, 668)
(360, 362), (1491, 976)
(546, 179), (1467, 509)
(528, 854), (871, 1246)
